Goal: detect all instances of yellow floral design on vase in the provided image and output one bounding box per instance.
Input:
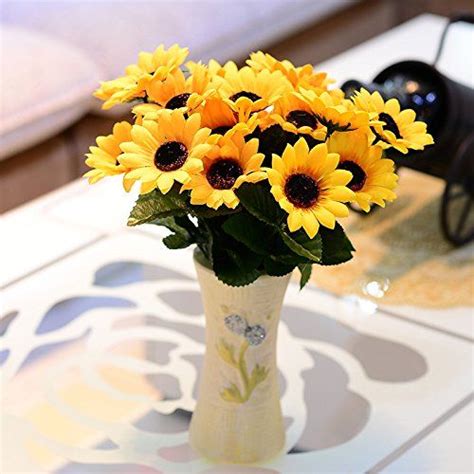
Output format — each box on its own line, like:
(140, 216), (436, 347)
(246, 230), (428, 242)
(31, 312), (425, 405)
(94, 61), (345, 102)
(217, 314), (269, 404)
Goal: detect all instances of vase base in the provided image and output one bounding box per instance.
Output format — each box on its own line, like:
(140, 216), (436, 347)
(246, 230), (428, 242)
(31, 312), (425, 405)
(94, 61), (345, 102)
(189, 401), (286, 465)
(189, 428), (286, 465)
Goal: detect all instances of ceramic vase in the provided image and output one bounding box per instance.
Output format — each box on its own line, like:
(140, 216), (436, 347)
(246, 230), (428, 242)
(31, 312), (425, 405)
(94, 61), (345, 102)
(189, 256), (291, 464)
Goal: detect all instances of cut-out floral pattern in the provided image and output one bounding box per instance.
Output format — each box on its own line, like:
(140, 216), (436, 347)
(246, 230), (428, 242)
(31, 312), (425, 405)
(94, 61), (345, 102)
(217, 314), (268, 403)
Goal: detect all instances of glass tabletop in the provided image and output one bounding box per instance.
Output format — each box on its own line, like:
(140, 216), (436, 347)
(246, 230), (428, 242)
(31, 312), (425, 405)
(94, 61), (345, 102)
(2, 231), (472, 473)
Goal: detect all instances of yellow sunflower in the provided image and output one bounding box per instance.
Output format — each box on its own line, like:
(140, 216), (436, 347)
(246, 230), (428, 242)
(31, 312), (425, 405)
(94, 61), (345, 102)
(352, 88), (434, 154)
(266, 138), (354, 238)
(328, 131), (398, 211)
(298, 89), (370, 135)
(182, 134), (266, 209)
(94, 75), (143, 110)
(271, 92), (326, 141)
(142, 62), (214, 113)
(94, 44), (188, 109)
(84, 121), (135, 191)
(247, 51), (330, 91)
(125, 44), (188, 78)
(214, 65), (291, 114)
(187, 59), (237, 78)
(118, 110), (212, 194)
(195, 97), (260, 138)
(131, 102), (161, 123)
(298, 68), (334, 91)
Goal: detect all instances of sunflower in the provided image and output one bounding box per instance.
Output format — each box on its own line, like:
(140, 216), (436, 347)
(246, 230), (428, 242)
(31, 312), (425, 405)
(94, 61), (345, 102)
(328, 131), (398, 211)
(195, 97), (260, 138)
(187, 59), (237, 78)
(298, 68), (334, 91)
(118, 110), (212, 194)
(182, 134), (266, 209)
(142, 62), (215, 113)
(94, 44), (188, 109)
(247, 51), (330, 91)
(271, 92), (326, 141)
(84, 121), (135, 191)
(125, 44), (188, 79)
(266, 138), (354, 238)
(245, 114), (291, 167)
(298, 89), (370, 136)
(214, 65), (291, 114)
(352, 88), (434, 154)
(94, 75), (144, 110)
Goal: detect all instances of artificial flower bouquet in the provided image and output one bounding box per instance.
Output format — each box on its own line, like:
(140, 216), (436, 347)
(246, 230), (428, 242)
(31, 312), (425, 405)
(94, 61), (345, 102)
(85, 45), (432, 288)
(85, 44), (433, 464)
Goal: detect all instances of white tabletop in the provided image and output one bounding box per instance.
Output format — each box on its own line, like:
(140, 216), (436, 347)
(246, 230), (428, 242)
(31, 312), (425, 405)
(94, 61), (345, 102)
(1, 14), (473, 474)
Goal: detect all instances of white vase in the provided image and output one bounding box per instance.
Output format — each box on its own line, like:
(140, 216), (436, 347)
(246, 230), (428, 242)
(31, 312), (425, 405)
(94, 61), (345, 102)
(189, 256), (291, 464)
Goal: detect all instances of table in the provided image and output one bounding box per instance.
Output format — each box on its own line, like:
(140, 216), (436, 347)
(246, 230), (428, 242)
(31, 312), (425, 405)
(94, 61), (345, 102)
(1, 14), (473, 474)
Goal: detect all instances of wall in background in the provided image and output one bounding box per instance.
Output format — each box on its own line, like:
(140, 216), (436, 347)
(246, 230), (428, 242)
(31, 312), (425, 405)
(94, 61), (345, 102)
(265, 0), (474, 67)
(1, 0), (473, 213)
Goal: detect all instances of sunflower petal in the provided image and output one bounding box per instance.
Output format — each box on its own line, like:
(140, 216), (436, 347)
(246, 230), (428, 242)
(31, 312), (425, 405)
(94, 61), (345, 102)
(313, 206), (336, 229)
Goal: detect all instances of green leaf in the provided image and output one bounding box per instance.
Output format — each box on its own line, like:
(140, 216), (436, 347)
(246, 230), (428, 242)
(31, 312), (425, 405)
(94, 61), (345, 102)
(220, 383), (244, 403)
(194, 218), (214, 263)
(163, 232), (192, 249)
(270, 253), (309, 266)
(189, 205), (238, 218)
(217, 340), (237, 367)
(212, 241), (263, 287)
(127, 186), (187, 226)
(235, 182), (285, 226)
(319, 223), (355, 265)
(298, 263), (312, 289)
(222, 213), (275, 255)
(248, 364), (269, 390)
(264, 257), (294, 277)
(223, 213), (309, 270)
(153, 215), (194, 250)
(174, 215), (198, 235)
(152, 216), (186, 233)
(280, 230), (322, 263)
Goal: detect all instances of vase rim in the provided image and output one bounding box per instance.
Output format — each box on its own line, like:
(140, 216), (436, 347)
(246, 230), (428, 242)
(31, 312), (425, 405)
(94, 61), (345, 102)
(193, 248), (292, 286)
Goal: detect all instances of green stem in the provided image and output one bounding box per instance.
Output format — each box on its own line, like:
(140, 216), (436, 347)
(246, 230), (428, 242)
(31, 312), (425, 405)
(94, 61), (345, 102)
(238, 341), (250, 399)
(195, 217), (213, 264)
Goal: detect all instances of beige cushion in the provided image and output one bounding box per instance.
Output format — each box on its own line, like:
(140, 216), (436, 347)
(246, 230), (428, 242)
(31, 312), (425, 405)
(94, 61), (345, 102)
(0, 25), (102, 160)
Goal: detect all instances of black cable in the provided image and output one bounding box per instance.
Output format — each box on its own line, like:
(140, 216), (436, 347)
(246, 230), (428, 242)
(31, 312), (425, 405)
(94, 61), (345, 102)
(433, 13), (474, 67)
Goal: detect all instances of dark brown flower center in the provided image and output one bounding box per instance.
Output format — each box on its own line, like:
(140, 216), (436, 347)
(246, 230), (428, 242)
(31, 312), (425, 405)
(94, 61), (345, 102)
(229, 91), (261, 102)
(286, 110), (317, 129)
(206, 158), (243, 189)
(284, 173), (319, 208)
(165, 93), (191, 109)
(338, 160), (366, 192)
(378, 112), (401, 138)
(154, 141), (188, 171)
(370, 126), (385, 144)
(212, 125), (232, 135)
